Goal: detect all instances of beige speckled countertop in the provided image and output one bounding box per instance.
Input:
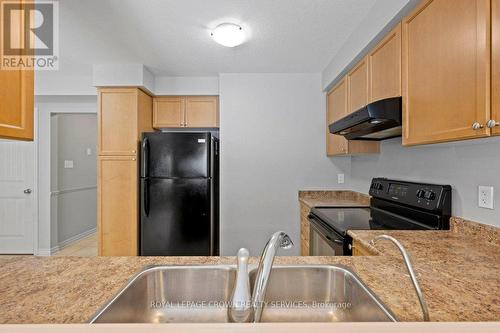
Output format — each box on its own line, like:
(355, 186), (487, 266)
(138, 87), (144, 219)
(298, 190), (370, 208)
(0, 189), (499, 324)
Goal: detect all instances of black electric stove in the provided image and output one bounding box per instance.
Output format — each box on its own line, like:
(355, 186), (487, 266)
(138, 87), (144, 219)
(308, 178), (451, 256)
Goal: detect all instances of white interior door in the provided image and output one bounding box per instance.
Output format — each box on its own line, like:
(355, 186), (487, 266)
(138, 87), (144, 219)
(0, 139), (34, 254)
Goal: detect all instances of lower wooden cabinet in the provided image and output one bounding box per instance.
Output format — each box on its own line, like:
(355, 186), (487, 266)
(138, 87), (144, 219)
(351, 239), (373, 256)
(153, 96), (219, 128)
(97, 156), (138, 256)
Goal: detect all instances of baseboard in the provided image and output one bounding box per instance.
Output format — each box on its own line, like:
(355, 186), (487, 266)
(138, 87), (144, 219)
(57, 227), (97, 251)
(37, 245), (60, 256)
(36, 227), (96, 256)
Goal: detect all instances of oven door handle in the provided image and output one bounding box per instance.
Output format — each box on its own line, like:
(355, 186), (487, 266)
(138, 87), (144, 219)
(308, 214), (344, 245)
(325, 235), (344, 244)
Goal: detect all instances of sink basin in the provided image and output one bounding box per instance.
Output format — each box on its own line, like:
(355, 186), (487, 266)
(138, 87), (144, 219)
(89, 265), (396, 323)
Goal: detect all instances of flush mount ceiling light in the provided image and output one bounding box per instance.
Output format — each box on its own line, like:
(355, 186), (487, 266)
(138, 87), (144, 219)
(210, 23), (246, 47)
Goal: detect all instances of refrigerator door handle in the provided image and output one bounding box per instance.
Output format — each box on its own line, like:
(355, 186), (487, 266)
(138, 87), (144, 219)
(143, 179), (150, 217)
(141, 137), (149, 178)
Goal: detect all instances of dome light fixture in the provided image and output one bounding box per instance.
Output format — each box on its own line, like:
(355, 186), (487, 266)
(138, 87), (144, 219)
(210, 23), (246, 47)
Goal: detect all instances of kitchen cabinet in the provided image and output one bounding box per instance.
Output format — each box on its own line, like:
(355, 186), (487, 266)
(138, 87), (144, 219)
(0, 66), (34, 141)
(98, 156), (138, 256)
(97, 87), (152, 256)
(492, 0), (500, 135)
(300, 203), (310, 256)
(368, 23), (402, 103)
(326, 77), (379, 156)
(351, 239), (373, 256)
(98, 88), (153, 155)
(347, 58), (369, 113)
(185, 96), (219, 128)
(153, 96), (219, 128)
(402, 0), (491, 145)
(153, 96), (185, 127)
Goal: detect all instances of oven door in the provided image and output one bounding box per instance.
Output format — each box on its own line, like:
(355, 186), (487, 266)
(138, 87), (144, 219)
(308, 215), (345, 256)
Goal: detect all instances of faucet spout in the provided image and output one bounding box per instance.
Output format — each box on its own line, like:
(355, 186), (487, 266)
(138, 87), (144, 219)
(251, 231), (293, 323)
(371, 235), (430, 321)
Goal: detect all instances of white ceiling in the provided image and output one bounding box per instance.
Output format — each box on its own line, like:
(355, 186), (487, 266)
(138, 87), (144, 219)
(56, 0), (379, 77)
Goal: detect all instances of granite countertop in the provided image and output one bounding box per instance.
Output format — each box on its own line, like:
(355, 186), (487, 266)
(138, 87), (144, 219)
(298, 190), (370, 208)
(0, 189), (498, 324)
(1, 237), (499, 324)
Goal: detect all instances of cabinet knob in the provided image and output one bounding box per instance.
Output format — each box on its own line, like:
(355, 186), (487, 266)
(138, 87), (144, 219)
(132, 157), (136, 161)
(132, 150), (136, 154)
(472, 122), (484, 130)
(487, 120), (499, 128)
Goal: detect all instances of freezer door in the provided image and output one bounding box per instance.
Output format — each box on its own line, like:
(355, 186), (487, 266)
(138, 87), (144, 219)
(141, 178), (211, 256)
(141, 132), (210, 178)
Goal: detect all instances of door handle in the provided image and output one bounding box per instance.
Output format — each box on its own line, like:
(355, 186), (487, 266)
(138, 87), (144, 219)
(24, 189), (32, 194)
(143, 179), (150, 217)
(141, 137), (149, 178)
(325, 235), (344, 245)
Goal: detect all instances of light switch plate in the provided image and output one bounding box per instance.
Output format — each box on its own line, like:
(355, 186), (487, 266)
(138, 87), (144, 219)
(64, 160), (74, 169)
(337, 173), (345, 184)
(478, 186), (494, 209)
(86, 148), (92, 156)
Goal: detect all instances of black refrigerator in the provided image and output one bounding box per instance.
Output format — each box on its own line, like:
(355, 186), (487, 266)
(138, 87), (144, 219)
(140, 132), (219, 256)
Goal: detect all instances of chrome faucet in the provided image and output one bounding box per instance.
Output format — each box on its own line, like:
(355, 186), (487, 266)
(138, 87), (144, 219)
(370, 235), (430, 321)
(228, 231), (293, 323)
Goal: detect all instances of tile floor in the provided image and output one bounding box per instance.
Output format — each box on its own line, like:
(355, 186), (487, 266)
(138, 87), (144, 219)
(54, 233), (97, 256)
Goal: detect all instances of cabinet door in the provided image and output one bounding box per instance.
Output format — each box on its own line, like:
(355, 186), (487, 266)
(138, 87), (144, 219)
(98, 156), (138, 256)
(153, 97), (185, 128)
(492, 0), (500, 135)
(402, 0), (490, 145)
(98, 88), (138, 155)
(0, 69), (34, 141)
(185, 96), (219, 128)
(326, 79), (348, 155)
(347, 59), (369, 113)
(368, 23), (402, 102)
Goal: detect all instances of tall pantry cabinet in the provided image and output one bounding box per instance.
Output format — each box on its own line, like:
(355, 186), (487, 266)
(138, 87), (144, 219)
(97, 88), (152, 256)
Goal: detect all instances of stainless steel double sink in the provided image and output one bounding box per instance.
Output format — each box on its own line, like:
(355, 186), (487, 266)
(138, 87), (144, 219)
(89, 265), (396, 323)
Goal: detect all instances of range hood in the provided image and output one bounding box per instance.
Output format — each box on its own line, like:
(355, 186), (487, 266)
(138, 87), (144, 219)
(329, 97), (402, 140)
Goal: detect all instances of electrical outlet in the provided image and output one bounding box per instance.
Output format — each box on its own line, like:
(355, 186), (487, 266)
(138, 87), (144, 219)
(64, 160), (74, 169)
(86, 148), (92, 156)
(337, 173), (345, 184)
(478, 186), (494, 209)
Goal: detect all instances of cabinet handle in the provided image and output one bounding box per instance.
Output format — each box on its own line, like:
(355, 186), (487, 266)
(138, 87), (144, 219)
(487, 120), (499, 128)
(472, 122), (484, 130)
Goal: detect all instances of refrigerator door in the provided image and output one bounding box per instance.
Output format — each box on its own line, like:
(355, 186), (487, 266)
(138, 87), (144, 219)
(141, 132), (210, 179)
(141, 178), (211, 256)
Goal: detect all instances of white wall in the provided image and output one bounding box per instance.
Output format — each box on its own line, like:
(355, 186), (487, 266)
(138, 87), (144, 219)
(219, 73), (350, 256)
(350, 137), (500, 228)
(51, 114), (97, 247)
(36, 96), (97, 254)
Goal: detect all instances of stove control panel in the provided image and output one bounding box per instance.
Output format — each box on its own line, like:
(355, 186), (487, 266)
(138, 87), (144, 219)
(369, 178), (451, 213)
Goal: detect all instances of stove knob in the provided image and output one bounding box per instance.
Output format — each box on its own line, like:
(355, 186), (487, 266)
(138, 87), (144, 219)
(376, 183), (383, 190)
(424, 191), (436, 200)
(416, 189), (426, 199)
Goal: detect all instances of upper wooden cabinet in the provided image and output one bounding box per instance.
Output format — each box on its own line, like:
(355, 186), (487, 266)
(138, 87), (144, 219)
(185, 96), (219, 128)
(0, 68), (34, 141)
(368, 23), (402, 103)
(402, 0), (491, 146)
(326, 78), (379, 156)
(153, 97), (185, 127)
(153, 96), (219, 128)
(492, 0), (500, 136)
(98, 88), (152, 155)
(347, 58), (369, 113)
(327, 79), (348, 155)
